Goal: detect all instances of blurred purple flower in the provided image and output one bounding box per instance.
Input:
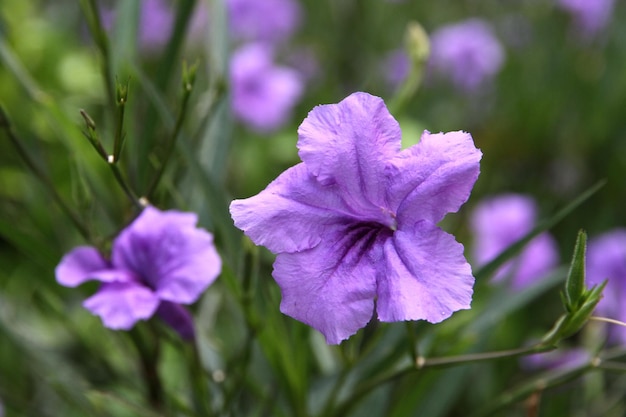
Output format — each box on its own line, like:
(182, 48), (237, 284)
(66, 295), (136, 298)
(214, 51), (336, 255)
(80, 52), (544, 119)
(101, 0), (208, 52)
(230, 92), (481, 344)
(587, 229), (626, 343)
(557, 0), (614, 38)
(227, 0), (302, 44)
(523, 348), (590, 371)
(429, 19), (504, 92)
(230, 43), (304, 133)
(470, 194), (559, 288)
(137, 0), (175, 50)
(285, 47), (320, 84)
(55, 206), (221, 340)
(382, 49), (410, 90)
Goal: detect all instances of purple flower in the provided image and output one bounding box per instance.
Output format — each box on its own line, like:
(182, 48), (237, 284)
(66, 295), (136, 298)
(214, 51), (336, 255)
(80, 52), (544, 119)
(382, 49), (411, 90)
(137, 0), (175, 51)
(55, 206), (221, 339)
(470, 194), (558, 288)
(429, 19), (504, 92)
(230, 92), (481, 344)
(101, 0), (208, 52)
(523, 349), (590, 371)
(557, 0), (614, 38)
(227, 0), (302, 44)
(230, 43), (304, 133)
(587, 229), (626, 343)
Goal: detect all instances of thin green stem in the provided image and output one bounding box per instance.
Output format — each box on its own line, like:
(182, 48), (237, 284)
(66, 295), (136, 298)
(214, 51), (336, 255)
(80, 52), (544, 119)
(187, 343), (213, 417)
(405, 321), (419, 364)
(82, 0), (116, 111)
(329, 343), (556, 417)
(113, 79), (129, 162)
(138, 0), (197, 186)
(318, 367), (352, 417)
(417, 344), (554, 369)
(128, 326), (165, 412)
(0, 107), (92, 242)
(79, 108), (142, 208)
(81, 0), (115, 112)
(145, 77), (194, 199)
(468, 359), (600, 417)
(109, 160), (143, 208)
(589, 316), (626, 328)
(598, 361), (626, 373)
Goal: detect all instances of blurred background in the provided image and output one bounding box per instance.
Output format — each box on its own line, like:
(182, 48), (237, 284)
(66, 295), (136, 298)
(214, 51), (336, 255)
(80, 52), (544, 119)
(1, 0), (625, 416)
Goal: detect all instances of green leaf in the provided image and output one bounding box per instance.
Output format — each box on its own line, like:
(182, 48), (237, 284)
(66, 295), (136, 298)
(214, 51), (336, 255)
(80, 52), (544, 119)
(564, 230), (587, 311)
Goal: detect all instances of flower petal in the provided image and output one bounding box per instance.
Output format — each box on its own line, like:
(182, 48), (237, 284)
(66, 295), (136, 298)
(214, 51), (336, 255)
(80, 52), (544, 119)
(230, 163), (357, 254)
(154, 227), (222, 304)
(388, 130), (481, 226)
(297, 92), (401, 213)
(55, 246), (132, 287)
(112, 206), (221, 304)
(376, 221), (474, 323)
(83, 282), (160, 330)
(273, 224), (381, 344)
(156, 301), (195, 341)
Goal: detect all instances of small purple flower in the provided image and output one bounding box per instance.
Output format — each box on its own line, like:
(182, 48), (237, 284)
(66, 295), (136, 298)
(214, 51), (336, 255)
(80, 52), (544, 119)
(382, 49), (411, 90)
(557, 0), (614, 38)
(55, 206), (221, 339)
(137, 0), (175, 51)
(101, 0), (208, 52)
(227, 0), (302, 44)
(429, 19), (504, 92)
(230, 92), (482, 344)
(587, 229), (626, 343)
(470, 194), (558, 288)
(230, 43), (304, 133)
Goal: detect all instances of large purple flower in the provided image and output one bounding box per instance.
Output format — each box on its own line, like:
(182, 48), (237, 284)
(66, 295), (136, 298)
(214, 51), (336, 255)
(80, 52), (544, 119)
(587, 229), (626, 343)
(227, 0), (302, 44)
(230, 43), (304, 133)
(230, 92), (482, 344)
(429, 19), (504, 92)
(55, 206), (221, 339)
(470, 194), (558, 289)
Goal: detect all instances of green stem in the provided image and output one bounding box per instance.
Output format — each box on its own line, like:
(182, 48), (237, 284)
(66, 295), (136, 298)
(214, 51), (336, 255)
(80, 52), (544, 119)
(329, 343), (556, 417)
(129, 326), (165, 411)
(417, 344), (554, 369)
(318, 367), (352, 417)
(469, 359), (599, 417)
(113, 80), (129, 162)
(589, 316), (626, 328)
(138, 0), (197, 186)
(109, 160), (144, 208)
(145, 76), (194, 199)
(598, 361), (626, 373)
(0, 107), (92, 242)
(82, 0), (116, 111)
(405, 321), (419, 364)
(187, 343), (213, 417)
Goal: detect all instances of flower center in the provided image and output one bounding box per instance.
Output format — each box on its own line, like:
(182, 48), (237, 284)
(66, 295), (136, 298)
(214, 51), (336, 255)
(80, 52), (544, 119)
(380, 207), (398, 231)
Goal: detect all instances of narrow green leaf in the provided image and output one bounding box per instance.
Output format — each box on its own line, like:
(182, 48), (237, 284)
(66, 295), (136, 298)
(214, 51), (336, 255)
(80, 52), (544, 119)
(565, 230), (587, 311)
